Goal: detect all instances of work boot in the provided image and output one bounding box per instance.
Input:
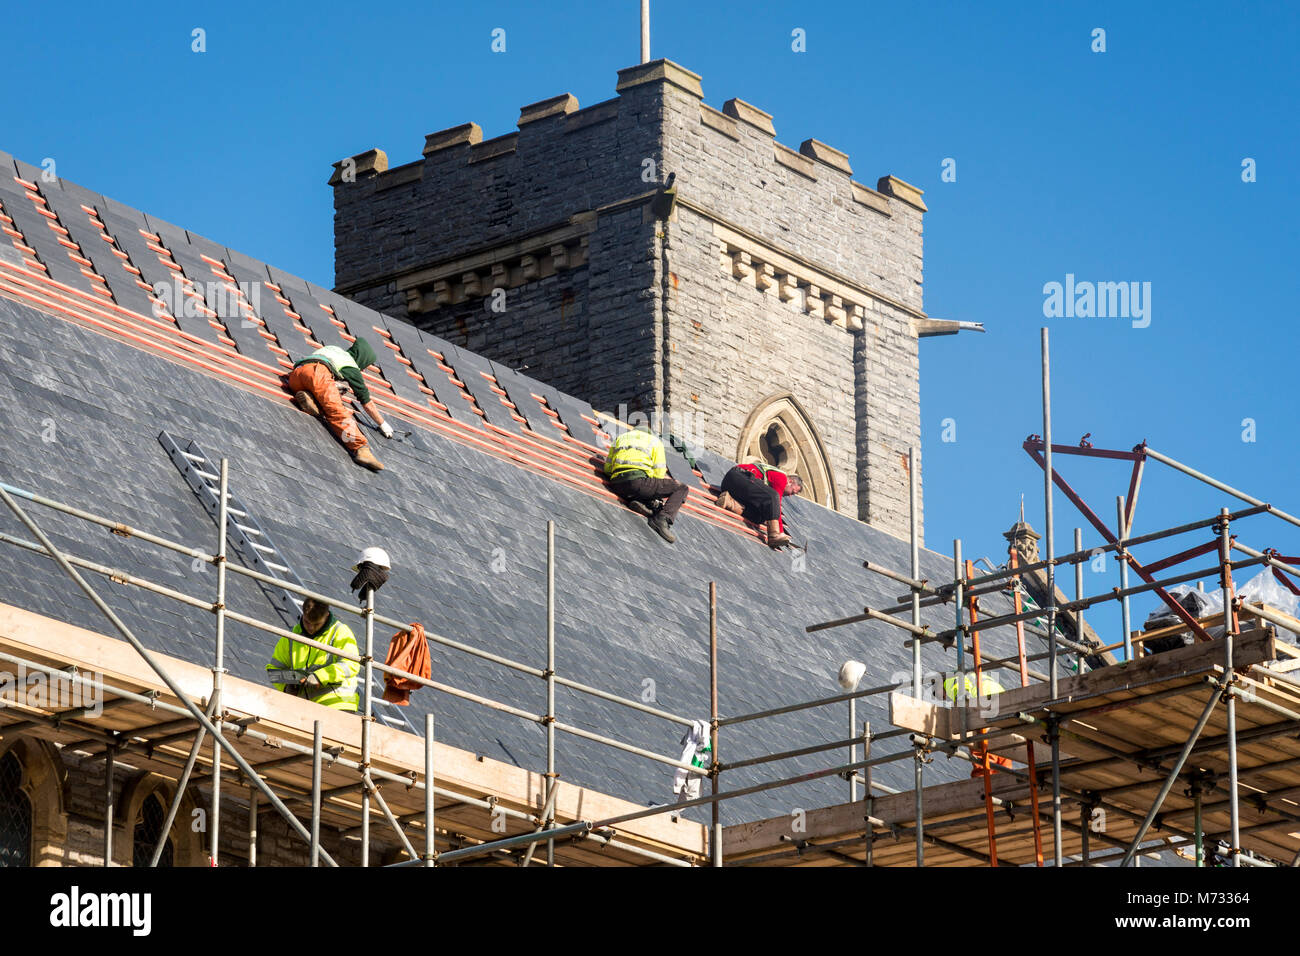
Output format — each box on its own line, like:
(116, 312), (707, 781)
(767, 533), (792, 550)
(624, 498), (655, 518)
(649, 513), (676, 543)
(353, 447), (385, 472)
(292, 390), (320, 416)
(715, 490), (737, 513)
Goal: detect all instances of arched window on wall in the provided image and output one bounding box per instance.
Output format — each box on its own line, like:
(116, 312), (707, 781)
(0, 751), (32, 867)
(133, 793), (174, 868)
(737, 393), (838, 510)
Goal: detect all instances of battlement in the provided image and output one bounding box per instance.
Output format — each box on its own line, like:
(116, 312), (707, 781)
(332, 59), (924, 310)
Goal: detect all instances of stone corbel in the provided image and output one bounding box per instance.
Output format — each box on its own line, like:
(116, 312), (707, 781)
(432, 279), (452, 306)
(826, 295), (847, 328)
(731, 249), (754, 281)
(847, 303), (866, 331)
(777, 273), (799, 303)
(462, 272), (482, 297)
(804, 284), (825, 319)
(755, 262), (775, 293)
(551, 244), (570, 270)
(521, 254), (539, 281)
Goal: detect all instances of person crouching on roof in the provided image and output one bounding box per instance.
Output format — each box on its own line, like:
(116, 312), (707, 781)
(287, 336), (395, 472)
(603, 424), (690, 544)
(715, 463), (801, 550)
(266, 597), (361, 712)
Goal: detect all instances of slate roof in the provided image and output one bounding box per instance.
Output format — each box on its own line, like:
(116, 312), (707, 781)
(0, 151), (1035, 825)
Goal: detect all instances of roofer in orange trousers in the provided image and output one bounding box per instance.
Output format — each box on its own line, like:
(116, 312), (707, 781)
(287, 337), (394, 471)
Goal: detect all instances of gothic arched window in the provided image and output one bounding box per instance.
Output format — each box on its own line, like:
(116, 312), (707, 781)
(133, 793), (174, 868)
(0, 751), (32, 867)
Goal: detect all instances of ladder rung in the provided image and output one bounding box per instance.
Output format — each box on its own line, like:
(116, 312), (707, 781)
(263, 562), (290, 573)
(225, 508), (247, 519)
(195, 469), (219, 481)
(236, 524), (263, 537)
(249, 542), (275, 553)
(181, 452), (205, 463)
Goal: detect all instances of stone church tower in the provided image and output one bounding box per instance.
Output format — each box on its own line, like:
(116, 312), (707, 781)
(331, 60), (955, 541)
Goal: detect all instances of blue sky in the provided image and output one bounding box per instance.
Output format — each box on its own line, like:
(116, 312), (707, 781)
(6, 0), (1299, 627)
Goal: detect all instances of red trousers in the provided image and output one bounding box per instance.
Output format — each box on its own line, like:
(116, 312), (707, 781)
(287, 362), (368, 453)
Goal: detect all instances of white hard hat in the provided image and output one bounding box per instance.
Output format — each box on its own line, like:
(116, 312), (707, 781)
(353, 546), (391, 570)
(837, 660), (867, 691)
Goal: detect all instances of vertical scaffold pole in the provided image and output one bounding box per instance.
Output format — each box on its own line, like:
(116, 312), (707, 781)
(248, 784), (257, 867)
(425, 713), (436, 867)
(1073, 527), (1085, 675)
(1117, 497), (1133, 660)
(211, 458), (229, 867)
(310, 719), (322, 867)
(710, 581), (722, 867)
(1041, 328), (1062, 866)
(361, 587), (375, 867)
(546, 521), (557, 868)
(104, 744), (115, 867)
(1219, 507), (1240, 867)
(909, 447), (924, 867)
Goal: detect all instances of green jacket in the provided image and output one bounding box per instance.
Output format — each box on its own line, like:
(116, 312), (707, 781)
(266, 613), (361, 711)
(294, 338), (377, 404)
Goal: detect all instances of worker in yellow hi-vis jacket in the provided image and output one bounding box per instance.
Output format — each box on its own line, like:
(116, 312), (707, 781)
(266, 597), (360, 711)
(603, 424), (689, 544)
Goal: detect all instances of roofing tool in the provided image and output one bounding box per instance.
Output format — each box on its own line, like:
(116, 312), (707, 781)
(266, 668), (310, 685)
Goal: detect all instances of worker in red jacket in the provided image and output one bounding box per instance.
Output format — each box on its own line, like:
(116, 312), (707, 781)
(715, 463), (801, 549)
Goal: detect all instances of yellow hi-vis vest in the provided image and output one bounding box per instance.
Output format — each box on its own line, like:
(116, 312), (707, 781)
(266, 616), (361, 711)
(604, 429), (668, 480)
(304, 345), (357, 380)
(944, 673), (1004, 702)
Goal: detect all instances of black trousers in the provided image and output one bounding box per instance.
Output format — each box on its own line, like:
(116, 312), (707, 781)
(613, 476), (689, 522)
(720, 466), (779, 524)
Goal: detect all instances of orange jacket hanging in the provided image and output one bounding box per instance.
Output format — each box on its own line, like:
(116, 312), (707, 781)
(382, 622), (431, 705)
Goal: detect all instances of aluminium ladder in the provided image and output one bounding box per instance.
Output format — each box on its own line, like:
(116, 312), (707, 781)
(159, 430), (418, 735)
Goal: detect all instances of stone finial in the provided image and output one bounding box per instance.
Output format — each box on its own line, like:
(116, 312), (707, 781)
(424, 123), (483, 156)
(876, 175), (927, 211)
(615, 59), (704, 98)
(518, 94), (579, 126)
(722, 98), (775, 136)
(328, 148), (388, 186)
(1004, 517), (1042, 563)
(799, 139), (852, 175)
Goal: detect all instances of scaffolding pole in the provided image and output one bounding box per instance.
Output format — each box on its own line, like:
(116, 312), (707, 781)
(1119, 679), (1225, 866)
(545, 520), (557, 868)
(1117, 496), (1133, 659)
(910, 445), (924, 867)
(425, 713), (436, 866)
(361, 588), (375, 867)
(310, 719), (322, 867)
(1041, 327), (1062, 866)
(210, 458), (229, 867)
(710, 580), (722, 867)
(1220, 507), (1241, 866)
